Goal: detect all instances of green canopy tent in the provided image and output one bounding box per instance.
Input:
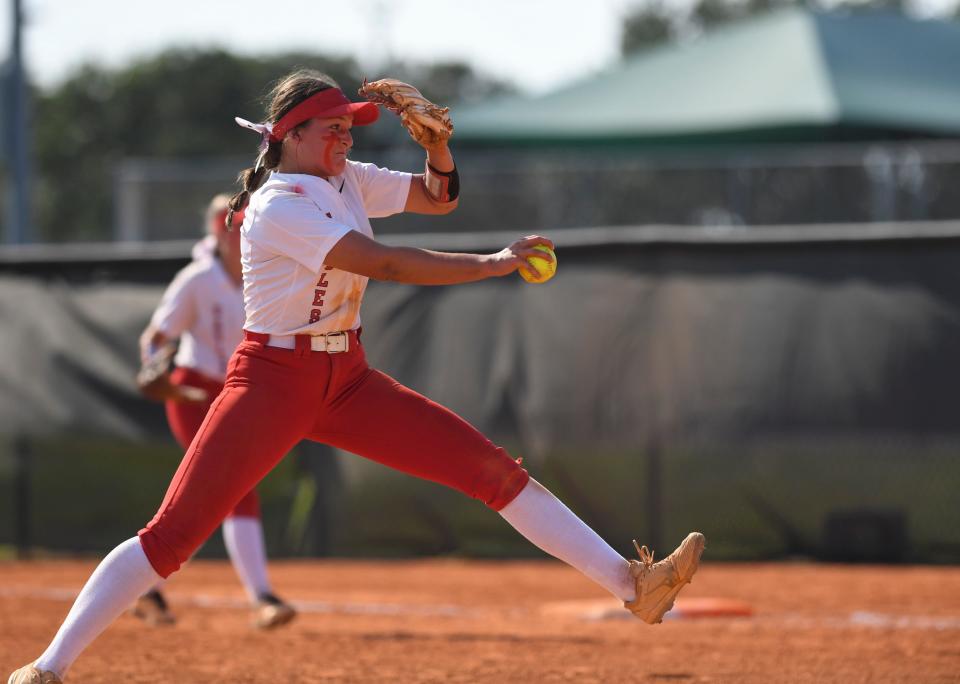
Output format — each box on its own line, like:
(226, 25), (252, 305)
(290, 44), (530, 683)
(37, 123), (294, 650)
(454, 9), (960, 147)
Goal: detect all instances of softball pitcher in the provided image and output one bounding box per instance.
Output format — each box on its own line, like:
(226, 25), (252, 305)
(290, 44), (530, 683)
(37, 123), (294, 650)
(132, 194), (294, 630)
(10, 70), (703, 684)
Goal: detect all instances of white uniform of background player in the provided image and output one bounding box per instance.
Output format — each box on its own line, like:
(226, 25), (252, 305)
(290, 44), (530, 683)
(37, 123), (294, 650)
(134, 194), (295, 630)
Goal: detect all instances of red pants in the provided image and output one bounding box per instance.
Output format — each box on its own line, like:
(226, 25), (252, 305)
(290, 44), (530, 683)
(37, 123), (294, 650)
(140, 332), (529, 577)
(165, 366), (260, 518)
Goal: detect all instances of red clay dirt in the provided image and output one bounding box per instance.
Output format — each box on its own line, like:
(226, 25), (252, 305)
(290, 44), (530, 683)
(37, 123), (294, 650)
(1, 559), (959, 683)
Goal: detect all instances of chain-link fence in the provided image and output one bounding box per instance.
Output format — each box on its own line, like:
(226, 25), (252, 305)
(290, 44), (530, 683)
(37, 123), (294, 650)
(112, 140), (960, 240)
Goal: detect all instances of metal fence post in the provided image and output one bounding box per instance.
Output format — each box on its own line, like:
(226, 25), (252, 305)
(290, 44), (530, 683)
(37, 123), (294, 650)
(13, 434), (31, 559)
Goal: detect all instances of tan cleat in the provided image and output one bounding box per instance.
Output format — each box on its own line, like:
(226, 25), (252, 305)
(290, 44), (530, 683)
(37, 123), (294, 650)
(132, 589), (176, 626)
(624, 531), (706, 624)
(8, 663), (62, 684)
(253, 593), (297, 630)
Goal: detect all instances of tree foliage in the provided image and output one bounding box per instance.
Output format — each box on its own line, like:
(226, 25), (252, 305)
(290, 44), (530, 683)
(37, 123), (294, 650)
(619, 1), (677, 56)
(30, 50), (513, 242)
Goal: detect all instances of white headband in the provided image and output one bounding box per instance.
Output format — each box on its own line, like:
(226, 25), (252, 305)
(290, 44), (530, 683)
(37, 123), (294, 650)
(235, 117), (274, 171)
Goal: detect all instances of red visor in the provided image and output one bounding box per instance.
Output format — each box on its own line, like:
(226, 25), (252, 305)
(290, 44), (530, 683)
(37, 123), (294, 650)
(270, 88), (379, 142)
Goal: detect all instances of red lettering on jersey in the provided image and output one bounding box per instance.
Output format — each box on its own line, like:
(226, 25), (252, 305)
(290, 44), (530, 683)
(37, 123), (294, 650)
(309, 269), (331, 324)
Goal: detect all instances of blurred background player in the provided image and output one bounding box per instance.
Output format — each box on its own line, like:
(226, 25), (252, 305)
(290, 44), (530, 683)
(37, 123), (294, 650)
(134, 194), (295, 630)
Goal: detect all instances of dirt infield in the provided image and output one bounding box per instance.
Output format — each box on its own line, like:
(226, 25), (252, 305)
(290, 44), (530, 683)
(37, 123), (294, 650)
(1, 559), (958, 683)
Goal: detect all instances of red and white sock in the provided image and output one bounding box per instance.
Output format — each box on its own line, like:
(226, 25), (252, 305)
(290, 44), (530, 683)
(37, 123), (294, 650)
(222, 516), (272, 603)
(34, 537), (162, 677)
(498, 478), (636, 602)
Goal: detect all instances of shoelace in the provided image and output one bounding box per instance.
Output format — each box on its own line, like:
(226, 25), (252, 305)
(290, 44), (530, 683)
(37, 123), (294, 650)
(633, 539), (655, 567)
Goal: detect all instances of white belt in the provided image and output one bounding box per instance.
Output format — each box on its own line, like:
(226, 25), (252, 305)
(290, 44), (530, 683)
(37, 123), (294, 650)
(265, 331), (350, 353)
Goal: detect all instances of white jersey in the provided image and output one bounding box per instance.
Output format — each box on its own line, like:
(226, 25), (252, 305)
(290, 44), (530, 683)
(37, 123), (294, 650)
(150, 256), (245, 382)
(240, 160), (412, 335)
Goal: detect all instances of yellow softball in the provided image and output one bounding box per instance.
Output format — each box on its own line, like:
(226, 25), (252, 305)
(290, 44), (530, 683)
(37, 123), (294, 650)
(520, 244), (557, 284)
